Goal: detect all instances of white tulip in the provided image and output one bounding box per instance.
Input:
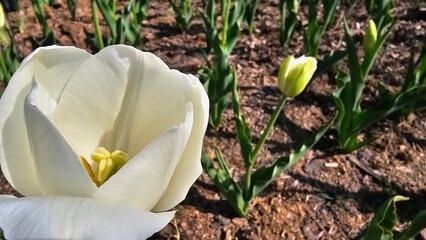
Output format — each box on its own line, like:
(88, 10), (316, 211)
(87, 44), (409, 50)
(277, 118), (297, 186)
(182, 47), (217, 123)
(0, 45), (209, 239)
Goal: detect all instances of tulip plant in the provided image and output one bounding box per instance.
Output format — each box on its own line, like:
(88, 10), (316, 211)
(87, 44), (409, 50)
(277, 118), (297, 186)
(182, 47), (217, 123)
(203, 55), (334, 217)
(303, 0), (339, 57)
(168, 0), (194, 32)
(67, 0), (77, 18)
(90, 0), (148, 49)
(31, 0), (55, 45)
(301, 0), (348, 77)
(200, 0), (245, 128)
(359, 196), (426, 240)
(365, 0), (394, 32)
(0, 45), (209, 238)
(393, 39), (426, 116)
(279, 0), (299, 47)
(243, 0), (259, 34)
(333, 7), (426, 153)
(0, 4), (20, 84)
(333, 17), (393, 152)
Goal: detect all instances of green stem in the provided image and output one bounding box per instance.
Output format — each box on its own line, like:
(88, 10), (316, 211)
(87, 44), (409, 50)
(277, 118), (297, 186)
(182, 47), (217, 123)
(250, 96), (288, 161)
(111, 0), (117, 14)
(221, 0), (231, 48)
(91, 0), (104, 49)
(0, 50), (10, 83)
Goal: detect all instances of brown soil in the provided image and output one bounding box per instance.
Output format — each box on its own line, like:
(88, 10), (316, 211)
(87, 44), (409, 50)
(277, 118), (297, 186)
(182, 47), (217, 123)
(2, 0), (426, 239)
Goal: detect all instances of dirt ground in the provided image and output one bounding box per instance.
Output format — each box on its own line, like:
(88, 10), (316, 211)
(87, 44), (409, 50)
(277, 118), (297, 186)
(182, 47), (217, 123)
(1, 0), (426, 239)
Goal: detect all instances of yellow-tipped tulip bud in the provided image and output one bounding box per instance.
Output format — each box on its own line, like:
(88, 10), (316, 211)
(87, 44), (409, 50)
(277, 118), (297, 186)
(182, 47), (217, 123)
(0, 4), (4, 29)
(363, 19), (378, 53)
(277, 55), (317, 98)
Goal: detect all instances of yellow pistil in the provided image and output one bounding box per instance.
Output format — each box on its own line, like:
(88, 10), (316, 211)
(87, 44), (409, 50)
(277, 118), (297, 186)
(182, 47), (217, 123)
(81, 147), (129, 187)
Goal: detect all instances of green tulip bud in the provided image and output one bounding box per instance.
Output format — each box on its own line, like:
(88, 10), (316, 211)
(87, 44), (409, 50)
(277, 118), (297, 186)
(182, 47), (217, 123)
(277, 55), (317, 98)
(291, 0), (299, 13)
(363, 19), (378, 54)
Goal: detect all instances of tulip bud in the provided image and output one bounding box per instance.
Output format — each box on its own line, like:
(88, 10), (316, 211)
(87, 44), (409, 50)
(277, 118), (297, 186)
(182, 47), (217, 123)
(277, 55), (317, 98)
(291, 0), (299, 13)
(363, 19), (377, 54)
(0, 4), (10, 47)
(0, 4), (4, 29)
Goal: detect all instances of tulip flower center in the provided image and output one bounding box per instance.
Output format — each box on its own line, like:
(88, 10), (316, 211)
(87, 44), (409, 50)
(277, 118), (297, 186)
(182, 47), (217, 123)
(80, 147), (129, 187)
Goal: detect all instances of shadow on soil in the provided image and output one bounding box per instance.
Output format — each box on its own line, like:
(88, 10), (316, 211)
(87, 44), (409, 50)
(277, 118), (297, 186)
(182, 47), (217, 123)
(184, 171), (426, 225)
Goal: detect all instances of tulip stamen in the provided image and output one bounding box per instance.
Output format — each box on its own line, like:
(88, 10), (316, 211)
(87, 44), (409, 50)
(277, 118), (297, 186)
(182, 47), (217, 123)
(92, 147), (129, 185)
(80, 156), (101, 187)
(81, 147), (129, 187)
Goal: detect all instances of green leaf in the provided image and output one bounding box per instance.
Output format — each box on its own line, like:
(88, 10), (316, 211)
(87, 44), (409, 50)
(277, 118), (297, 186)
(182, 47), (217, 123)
(344, 19), (364, 110)
(201, 150), (249, 217)
(207, 49), (235, 128)
(397, 210), (426, 240)
(224, 0), (244, 53)
(201, 0), (217, 53)
(31, 0), (53, 38)
(225, 23), (241, 54)
(95, 0), (117, 38)
(209, 95), (230, 128)
(305, 18), (320, 56)
(232, 73), (253, 166)
(359, 195), (409, 240)
(322, 0), (340, 30)
(244, 0), (260, 33)
(168, 0), (194, 31)
(333, 71), (356, 150)
(228, 0), (245, 26)
(315, 49), (347, 77)
(247, 115), (335, 199)
(279, 0), (299, 46)
(353, 85), (426, 135)
(66, 0), (77, 18)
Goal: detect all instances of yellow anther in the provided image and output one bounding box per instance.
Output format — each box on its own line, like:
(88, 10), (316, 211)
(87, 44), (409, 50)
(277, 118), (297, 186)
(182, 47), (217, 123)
(111, 150), (128, 166)
(91, 147), (111, 162)
(98, 158), (114, 182)
(82, 147), (129, 187)
(80, 156), (101, 187)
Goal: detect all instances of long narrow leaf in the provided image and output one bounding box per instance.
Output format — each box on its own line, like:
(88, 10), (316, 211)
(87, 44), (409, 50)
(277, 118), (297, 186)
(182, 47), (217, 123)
(248, 115), (335, 199)
(359, 195), (409, 240)
(344, 19), (364, 111)
(201, 151), (248, 216)
(95, 0), (117, 38)
(322, 0), (339, 31)
(66, 0), (77, 18)
(353, 85), (426, 135)
(232, 74), (253, 166)
(315, 49), (347, 77)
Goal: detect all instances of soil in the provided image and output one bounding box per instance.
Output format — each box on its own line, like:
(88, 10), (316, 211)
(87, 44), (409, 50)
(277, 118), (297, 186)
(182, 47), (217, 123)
(1, 0), (426, 239)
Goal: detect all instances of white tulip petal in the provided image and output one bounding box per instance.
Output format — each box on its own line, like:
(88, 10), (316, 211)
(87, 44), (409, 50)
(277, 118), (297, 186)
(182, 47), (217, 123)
(94, 104), (193, 211)
(153, 73), (209, 211)
(56, 45), (203, 160)
(24, 83), (96, 196)
(104, 48), (191, 158)
(0, 196), (175, 239)
(0, 46), (91, 195)
(55, 45), (131, 159)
